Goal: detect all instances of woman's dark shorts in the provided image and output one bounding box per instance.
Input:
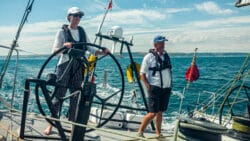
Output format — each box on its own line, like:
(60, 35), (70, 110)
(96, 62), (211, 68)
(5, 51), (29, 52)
(148, 85), (171, 113)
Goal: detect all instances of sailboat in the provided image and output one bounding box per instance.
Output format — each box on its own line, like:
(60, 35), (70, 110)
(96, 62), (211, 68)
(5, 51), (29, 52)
(175, 54), (250, 141)
(0, 0), (249, 141)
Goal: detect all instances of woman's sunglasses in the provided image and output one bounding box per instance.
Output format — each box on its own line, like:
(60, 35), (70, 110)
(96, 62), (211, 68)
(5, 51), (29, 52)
(70, 14), (82, 18)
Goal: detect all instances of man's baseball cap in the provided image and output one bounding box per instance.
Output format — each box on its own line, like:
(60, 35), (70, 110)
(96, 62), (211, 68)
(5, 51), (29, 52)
(67, 7), (84, 16)
(153, 35), (168, 44)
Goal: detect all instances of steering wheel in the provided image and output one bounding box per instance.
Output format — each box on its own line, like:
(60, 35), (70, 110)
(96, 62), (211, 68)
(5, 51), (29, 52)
(34, 43), (124, 133)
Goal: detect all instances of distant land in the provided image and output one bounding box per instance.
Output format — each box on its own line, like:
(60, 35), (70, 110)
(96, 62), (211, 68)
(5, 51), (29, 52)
(1, 52), (248, 59)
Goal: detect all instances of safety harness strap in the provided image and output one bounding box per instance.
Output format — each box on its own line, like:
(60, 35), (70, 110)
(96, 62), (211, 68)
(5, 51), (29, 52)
(62, 24), (87, 52)
(148, 49), (172, 88)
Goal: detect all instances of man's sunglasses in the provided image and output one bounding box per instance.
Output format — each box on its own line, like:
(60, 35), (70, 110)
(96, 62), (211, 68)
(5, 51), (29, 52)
(70, 14), (82, 18)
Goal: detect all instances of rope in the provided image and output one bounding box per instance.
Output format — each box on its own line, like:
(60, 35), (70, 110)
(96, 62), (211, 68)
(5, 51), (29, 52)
(1, 108), (149, 141)
(0, 0), (35, 88)
(214, 54), (249, 123)
(196, 72), (249, 115)
(221, 71), (249, 125)
(190, 54), (249, 124)
(0, 123), (23, 141)
(0, 45), (40, 55)
(0, 98), (158, 141)
(197, 60), (248, 113)
(203, 54), (249, 112)
(8, 46), (19, 141)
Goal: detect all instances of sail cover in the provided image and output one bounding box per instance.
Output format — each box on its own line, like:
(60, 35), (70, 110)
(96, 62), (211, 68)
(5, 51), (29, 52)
(236, 0), (250, 7)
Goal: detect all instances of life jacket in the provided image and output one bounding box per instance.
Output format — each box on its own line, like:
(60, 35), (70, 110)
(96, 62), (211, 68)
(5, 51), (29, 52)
(148, 49), (172, 76)
(148, 49), (172, 88)
(62, 24), (87, 52)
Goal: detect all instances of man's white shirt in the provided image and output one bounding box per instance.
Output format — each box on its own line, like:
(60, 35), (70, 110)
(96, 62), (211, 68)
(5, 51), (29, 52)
(140, 52), (172, 88)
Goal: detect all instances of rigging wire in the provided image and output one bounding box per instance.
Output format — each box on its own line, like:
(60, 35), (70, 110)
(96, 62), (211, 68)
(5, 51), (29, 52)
(0, 45), (40, 55)
(0, 0), (35, 88)
(190, 54), (249, 124)
(215, 54), (249, 120)
(197, 54), (249, 114)
(0, 0), (35, 139)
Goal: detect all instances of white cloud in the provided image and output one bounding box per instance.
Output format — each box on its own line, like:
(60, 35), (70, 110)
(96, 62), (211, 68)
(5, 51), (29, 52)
(0, 21), (62, 36)
(80, 0), (106, 13)
(121, 19), (250, 53)
(190, 16), (250, 27)
(168, 26), (250, 44)
(0, 21), (63, 48)
(83, 7), (189, 32)
(0, 21), (62, 55)
(84, 9), (167, 29)
(0, 8), (249, 54)
(195, 1), (233, 15)
(24, 21), (63, 33)
(104, 22), (250, 53)
(166, 8), (191, 14)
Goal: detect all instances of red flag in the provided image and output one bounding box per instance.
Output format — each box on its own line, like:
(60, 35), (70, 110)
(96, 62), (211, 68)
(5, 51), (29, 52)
(185, 64), (199, 82)
(185, 48), (199, 82)
(108, 0), (112, 10)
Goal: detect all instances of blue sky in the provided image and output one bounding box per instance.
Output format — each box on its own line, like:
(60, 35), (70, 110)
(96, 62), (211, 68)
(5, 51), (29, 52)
(0, 0), (249, 55)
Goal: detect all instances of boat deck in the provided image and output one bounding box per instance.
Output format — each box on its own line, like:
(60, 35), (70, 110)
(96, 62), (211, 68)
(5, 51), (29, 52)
(0, 111), (242, 141)
(0, 111), (174, 141)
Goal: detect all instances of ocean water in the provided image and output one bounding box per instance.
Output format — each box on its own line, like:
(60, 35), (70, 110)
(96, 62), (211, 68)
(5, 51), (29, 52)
(0, 52), (249, 131)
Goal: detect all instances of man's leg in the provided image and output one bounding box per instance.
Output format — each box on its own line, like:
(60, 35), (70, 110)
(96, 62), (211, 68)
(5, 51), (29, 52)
(138, 112), (156, 133)
(155, 88), (171, 136)
(155, 111), (163, 136)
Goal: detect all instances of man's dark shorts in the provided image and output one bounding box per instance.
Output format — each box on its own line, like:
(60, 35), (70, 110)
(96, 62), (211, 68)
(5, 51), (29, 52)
(148, 85), (171, 113)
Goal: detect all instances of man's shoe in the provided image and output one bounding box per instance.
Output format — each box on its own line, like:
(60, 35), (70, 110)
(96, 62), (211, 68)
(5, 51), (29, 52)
(137, 132), (145, 138)
(156, 133), (163, 138)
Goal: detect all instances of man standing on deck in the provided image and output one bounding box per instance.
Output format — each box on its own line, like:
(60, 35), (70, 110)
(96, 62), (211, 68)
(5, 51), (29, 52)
(137, 35), (172, 138)
(43, 7), (108, 135)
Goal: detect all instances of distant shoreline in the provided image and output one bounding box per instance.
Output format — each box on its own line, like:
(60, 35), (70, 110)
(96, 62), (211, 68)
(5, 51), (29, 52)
(0, 52), (248, 58)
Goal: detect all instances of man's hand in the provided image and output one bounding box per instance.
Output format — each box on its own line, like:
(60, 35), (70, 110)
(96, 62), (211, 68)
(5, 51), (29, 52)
(63, 42), (72, 48)
(145, 82), (150, 91)
(141, 73), (150, 91)
(95, 48), (110, 56)
(102, 48), (110, 54)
